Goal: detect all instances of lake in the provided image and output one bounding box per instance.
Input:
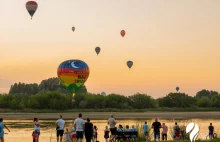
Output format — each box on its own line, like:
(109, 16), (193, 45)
(3, 119), (220, 142)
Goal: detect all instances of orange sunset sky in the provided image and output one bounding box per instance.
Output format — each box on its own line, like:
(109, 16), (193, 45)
(1, 0), (220, 98)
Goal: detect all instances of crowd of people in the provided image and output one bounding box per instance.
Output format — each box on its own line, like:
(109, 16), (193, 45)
(0, 115), (216, 142)
(150, 118), (215, 142)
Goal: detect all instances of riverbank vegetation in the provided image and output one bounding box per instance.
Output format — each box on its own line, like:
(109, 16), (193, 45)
(0, 77), (220, 110)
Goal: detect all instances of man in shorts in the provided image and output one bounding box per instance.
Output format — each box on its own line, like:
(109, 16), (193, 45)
(55, 115), (65, 142)
(152, 118), (162, 142)
(74, 113), (85, 142)
(108, 114), (116, 142)
(208, 123), (214, 139)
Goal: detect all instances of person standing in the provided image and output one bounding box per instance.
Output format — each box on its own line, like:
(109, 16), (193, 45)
(33, 118), (40, 142)
(152, 118), (162, 142)
(208, 123), (214, 139)
(56, 115), (65, 142)
(143, 121), (149, 142)
(173, 122), (180, 140)
(71, 124), (77, 142)
(85, 118), (93, 142)
(74, 113), (85, 142)
(107, 114), (116, 142)
(104, 126), (110, 142)
(161, 123), (168, 141)
(0, 118), (10, 142)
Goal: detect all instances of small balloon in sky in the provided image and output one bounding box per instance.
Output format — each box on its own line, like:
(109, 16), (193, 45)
(127, 61), (133, 69)
(26, 1), (38, 20)
(176, 86), (180, 92)
(95, 47), (101, 55)
(72, 26), (75, 32)
(121, 30), (126, 37)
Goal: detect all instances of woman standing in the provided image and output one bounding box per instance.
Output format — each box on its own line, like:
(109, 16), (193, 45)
(33, 118), (40, 142)
(0, 118), (10, 142)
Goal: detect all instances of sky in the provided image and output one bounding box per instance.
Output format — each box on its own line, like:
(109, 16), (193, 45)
(1, 0), (220, 98)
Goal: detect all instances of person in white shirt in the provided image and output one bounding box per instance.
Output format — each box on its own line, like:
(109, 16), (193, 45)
(107, 114), (116, 142)
(33, 118), (40, 142)
(74, 113), (85, 142)
(56, 115), (65, 142)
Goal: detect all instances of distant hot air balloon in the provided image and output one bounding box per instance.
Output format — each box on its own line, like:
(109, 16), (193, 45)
(57, 60), (90, 94)
(101, 92), (106, 96)
(95, 47), (101, 55)
(176, 86), (179, 92)
(72, 26), (75, 32)
(127, 61), (133, 69)
(26, 1), (38, 20)
(121, 30), (126, 37)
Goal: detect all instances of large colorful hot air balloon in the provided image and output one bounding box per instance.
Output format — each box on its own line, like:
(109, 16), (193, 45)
(95, 47), (101, 55)
(26, 1), (38, 20)
(127, 61), (133, 69)
(176, 86), (179, 92)
(121, 30), (126, 37)
(72, 27), (75, 32)
(57, 60), (89, 94)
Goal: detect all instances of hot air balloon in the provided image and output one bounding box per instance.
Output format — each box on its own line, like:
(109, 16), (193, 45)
(101, 92), (106, 96)
(176, 86), (179, 92)
(57, 60), (90, 94)
(26, 1), (38, 20)
(72, 26), (75, 32)
(121, 30), (126, 37)
(95, 47), (101, 55)
(127, 61), (133, 69)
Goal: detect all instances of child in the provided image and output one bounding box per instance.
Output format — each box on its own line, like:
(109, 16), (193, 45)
(65, 128), (71, 142)
(93, 126), (98, 142)
(32, 131), (37, 142)
(71, 125), (76, 142)
(104, 126), (110, 142)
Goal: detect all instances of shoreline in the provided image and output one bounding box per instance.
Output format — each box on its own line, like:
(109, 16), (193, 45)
(1, 112), (220, 120)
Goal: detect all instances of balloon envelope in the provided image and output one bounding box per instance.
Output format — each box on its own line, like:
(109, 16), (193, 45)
(72, 27), (75, 32)
(101, 92), (106, 96)
(57, 60), (89, 94)
(95, 47), (101, 55)
(26, 1), (38, 19)
(121, 30), (126, 37)
(127, 61), (133, 69)
(176, 86), (179, 91)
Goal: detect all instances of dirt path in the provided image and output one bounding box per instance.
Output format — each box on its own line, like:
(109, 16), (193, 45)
(1, 112), (220, 120)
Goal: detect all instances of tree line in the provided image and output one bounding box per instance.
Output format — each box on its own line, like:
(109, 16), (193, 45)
(0, 77), (220, 110)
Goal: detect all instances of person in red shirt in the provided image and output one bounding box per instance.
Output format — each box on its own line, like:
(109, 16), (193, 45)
(32, 131), (37, 142)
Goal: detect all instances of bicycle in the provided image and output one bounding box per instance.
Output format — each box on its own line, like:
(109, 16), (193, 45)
(206, 133), (217, 140)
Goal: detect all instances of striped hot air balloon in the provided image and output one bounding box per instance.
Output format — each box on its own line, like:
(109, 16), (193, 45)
(26, 1), (38, 20)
